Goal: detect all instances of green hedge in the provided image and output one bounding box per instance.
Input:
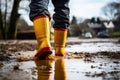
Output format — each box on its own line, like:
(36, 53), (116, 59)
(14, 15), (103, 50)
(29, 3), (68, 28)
(110, 31), (120, 37)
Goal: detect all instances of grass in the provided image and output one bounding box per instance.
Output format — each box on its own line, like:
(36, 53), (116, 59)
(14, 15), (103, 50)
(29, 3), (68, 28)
(110, 31), (120, 37)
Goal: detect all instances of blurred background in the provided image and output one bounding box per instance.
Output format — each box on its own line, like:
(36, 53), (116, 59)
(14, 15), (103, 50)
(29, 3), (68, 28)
(0, 0), (120, 39)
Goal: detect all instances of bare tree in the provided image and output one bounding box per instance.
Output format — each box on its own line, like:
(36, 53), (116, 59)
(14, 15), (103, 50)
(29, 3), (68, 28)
(0, 0), (21, 39)
(113, 2), (120, 18)
(0, 0), (31, 39)
(102, 1), (120, 32)
(102, 2), (118, 20)
(71, 16), (77, 25)
(0, 0), (5, 39)
(7, 0), (21, 39)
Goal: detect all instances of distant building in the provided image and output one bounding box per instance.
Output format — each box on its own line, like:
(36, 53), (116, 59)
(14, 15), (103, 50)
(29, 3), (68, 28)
(103, 21), (114, 29)
(88, 17), (106, 30)
(87, 17), (110, 38)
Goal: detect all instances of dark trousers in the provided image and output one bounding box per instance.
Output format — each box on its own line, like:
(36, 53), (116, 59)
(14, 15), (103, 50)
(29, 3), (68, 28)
(29, 0), (70, 28)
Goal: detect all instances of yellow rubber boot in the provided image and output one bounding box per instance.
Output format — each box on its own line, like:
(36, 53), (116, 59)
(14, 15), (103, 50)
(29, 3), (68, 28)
(33, 16), (52, 59)
(34, 60), (53, 80)
(54, 28), (67, 56)
(55, 58), (66, 80)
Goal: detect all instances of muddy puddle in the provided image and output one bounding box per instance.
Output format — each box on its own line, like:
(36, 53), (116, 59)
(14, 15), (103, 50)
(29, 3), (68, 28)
(0, 55), (120, 80)
(0, 42), (120, 80)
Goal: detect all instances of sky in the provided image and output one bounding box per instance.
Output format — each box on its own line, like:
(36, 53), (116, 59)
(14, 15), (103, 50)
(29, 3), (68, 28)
(48, 0), (116, 18)
(69, 0), (116, 19)
(19, 0), (116, 25)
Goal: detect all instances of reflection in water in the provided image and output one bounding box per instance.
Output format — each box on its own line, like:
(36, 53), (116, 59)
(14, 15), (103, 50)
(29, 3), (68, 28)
(35, 60), (53, 80)
(35, 57), (66, 80)
(54, 57), (66, 80)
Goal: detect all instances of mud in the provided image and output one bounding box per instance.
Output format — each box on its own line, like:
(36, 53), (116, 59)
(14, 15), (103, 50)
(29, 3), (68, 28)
(0, 53), (120, 80)
(0, 38), (120, 80)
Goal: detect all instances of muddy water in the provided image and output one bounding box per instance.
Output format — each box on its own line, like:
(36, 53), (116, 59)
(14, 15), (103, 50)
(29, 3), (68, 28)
(0, 56), (120, 80)
(0, 42), (120, 80)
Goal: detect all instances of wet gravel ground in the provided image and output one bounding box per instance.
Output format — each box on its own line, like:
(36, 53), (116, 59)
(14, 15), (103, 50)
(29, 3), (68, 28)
(0, 38), (120, 80)
(0, 52), (120, 80)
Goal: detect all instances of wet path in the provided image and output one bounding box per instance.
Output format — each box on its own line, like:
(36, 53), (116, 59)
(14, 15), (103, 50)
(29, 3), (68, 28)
(0, 38), (120, 80)
(0, 56), (120, 80)
(66, 42), (120, 53)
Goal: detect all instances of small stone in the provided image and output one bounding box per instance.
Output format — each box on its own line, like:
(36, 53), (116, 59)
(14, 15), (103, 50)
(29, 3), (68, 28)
(13, 64), (20, 70)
